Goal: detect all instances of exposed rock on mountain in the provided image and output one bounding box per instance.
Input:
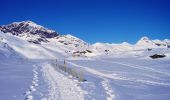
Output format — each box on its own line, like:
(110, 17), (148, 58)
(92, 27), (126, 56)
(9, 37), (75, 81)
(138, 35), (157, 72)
(0, 21), (169, 58)
(0, 21), (59, 44)
(0, 21), (59, 38)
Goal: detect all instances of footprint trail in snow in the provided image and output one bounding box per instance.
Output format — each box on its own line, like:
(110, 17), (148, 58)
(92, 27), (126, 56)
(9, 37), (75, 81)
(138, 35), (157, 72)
(24, 65), (39, 100)
(102, 79), (116, 100)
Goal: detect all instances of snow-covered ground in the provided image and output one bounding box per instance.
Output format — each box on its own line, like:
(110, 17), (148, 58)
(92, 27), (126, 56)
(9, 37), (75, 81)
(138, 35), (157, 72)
(0, 21), (170, 100)
(66, 55), (170, 100)
(0, 57), (33, 100)
(1, 55), (170, 100)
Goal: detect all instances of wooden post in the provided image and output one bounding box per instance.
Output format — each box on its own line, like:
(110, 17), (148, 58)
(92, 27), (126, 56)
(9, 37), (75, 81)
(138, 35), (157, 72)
(64, 58), (66, 65)
(64, 58), (67, 72)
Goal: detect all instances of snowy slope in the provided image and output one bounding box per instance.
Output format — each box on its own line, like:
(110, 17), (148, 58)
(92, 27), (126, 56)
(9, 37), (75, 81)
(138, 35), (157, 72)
(0, 21), (170, 100)
(0, 31), (64, 59)
(136, 36), (168, 48)
(67, 55), (170, 100)
(0, 21), (169, 58)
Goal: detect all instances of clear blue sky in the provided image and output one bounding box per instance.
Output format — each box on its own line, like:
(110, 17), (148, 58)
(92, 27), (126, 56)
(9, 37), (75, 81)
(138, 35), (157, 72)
(0, 0), (170, 44)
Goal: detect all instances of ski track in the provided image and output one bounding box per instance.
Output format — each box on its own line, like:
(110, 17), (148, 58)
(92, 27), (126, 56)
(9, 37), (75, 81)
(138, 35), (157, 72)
(24, 65), (39, 100)
(67, 61), (170, 87)
(102, 79), (116, 100)
(67, 61), (117, 100)
(101, 60), (170, 77)
(42, 63), (84, 100)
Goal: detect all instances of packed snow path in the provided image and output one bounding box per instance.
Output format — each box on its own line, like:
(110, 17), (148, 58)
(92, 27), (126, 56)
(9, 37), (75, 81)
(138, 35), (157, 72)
(42, 63), (84, 100)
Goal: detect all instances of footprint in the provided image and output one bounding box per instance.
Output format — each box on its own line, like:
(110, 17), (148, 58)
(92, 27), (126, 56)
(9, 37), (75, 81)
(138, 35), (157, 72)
(25, 95), (33, 100)
(30, 85), (36, 92)
(32, 81), (38, 87)
(24, 65), (40, 100)
(101, 79), (116, 100)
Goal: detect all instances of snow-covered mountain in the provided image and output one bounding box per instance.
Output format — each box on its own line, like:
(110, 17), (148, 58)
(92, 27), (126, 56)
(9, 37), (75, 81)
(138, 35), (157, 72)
(136, 36), (169, 47)
(0, 21), (59, 44)
(0, 21), (169, 58)
(0, 21), (59, 37)
(0, 21), (170, 100)
(136, 36), (155, 46)
(0, 21), (90, 59)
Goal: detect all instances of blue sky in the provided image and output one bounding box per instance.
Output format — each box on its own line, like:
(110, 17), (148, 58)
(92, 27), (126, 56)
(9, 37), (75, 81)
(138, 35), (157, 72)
(0, 0), (170, 44)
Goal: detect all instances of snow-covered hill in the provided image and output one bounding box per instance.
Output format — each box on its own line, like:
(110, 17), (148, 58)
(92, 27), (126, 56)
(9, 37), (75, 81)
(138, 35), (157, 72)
(0, 21), (169, 58)
(0, 21), (170, 100)
(136, 36), (169, 48)
(0, 21), (90, 59)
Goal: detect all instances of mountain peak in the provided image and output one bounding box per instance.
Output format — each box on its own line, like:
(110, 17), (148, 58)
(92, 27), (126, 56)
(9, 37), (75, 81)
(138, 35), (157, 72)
(136, 36), (156, 46)
(21, 20), (37, 25)
(18, 20), (35, 24)
(11, 20), (44, 30)
(22, 20), (35, 23)
(121, 42), (131, 45)
(140, 36), (150, 41)
(0, 21), (59, 38)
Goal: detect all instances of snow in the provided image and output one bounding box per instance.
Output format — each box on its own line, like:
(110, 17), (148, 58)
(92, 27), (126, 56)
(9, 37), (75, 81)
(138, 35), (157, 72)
(136, 36), (156, 47)
(0, 32), (63, 59)
(0, 21), (170, 100)
(0, 56), (34, 100)
(66, 56), (170, 100)
(11, 21), (55, 33)
(102, 79), (116, 100)
(42, 63), (85, 100)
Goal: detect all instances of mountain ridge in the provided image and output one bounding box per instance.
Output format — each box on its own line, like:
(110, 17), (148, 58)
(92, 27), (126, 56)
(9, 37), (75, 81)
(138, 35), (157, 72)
(0, 21), (169, 46)
(0, 21), (169, 58)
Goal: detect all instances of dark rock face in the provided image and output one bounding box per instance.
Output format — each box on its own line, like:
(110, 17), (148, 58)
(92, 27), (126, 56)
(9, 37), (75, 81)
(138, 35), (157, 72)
(147, 48), (152, 51)
(150, 54), (166, 59)
(0, 21), (59, 38)
(86, 50), (92, 53)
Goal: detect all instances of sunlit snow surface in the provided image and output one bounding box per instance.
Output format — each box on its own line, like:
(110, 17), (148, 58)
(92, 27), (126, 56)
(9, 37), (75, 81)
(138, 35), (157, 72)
(0, 57), (33, 100)
(1, 55), (170, 100)
(0, 31), (170, 100)
(67, 55), (170, 100)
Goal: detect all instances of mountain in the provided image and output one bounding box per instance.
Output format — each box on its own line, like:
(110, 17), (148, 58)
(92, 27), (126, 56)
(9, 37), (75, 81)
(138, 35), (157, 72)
(163, 39), (170, 46)
(136, 36), (170, 47)
(136, 36), (156, 47)
(0, 21), (169, 58)
(0, 21), (90, 58)
(0, 21), (59, 44)
(0, 21), (59, 38)
(1, 21), (170, 100)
